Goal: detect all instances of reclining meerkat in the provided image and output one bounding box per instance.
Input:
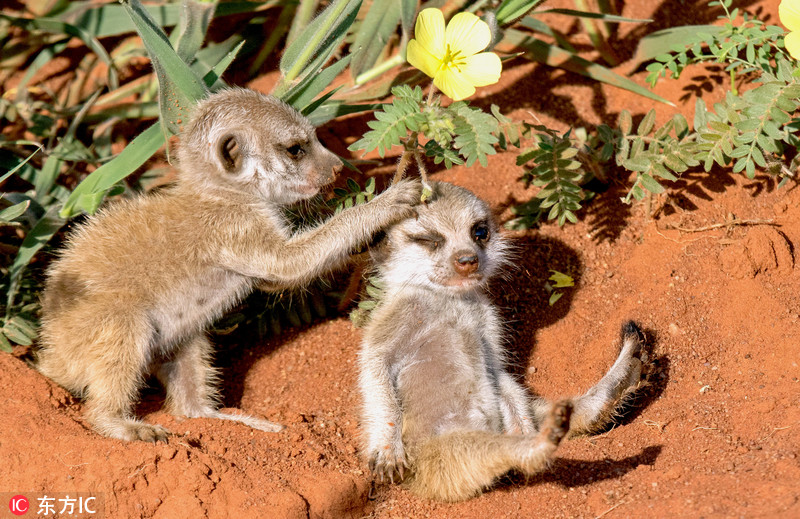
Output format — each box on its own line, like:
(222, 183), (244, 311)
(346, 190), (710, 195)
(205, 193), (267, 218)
(36, 88), (422, 442)
(357, 181), (649, 502)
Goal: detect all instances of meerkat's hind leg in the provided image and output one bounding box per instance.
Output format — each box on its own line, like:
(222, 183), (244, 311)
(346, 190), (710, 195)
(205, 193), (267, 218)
(518, 398), (573, 473)
(568, 321), (649, 436)
(86, 382), (170, 443)
(406, 401), (573, 502)
(157, 334), (284, 433)
(81, 321), (170, 442)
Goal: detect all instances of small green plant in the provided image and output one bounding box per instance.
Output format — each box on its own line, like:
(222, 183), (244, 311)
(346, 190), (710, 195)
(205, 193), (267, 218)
(350, 84), (505, 176)
(545, 270), (574, 306)
(623, 0), (800, 195)
(508, 0), (800, 228)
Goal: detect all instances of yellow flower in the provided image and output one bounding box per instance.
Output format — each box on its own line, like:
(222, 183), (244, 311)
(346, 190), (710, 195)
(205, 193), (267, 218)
(780, 0), (800, 59)
(406, 8), (501, 101)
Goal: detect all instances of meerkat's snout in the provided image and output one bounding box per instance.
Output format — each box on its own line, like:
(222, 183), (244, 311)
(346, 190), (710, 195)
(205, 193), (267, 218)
(452, 251), (480, 276)
(302, 141), (343, 193)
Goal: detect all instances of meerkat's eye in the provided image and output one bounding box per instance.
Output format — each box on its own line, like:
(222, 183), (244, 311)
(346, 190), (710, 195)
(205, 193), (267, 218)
(286, 143), (305, 159)
(472, 222), (490, 243)
(410, 233), (444, 250)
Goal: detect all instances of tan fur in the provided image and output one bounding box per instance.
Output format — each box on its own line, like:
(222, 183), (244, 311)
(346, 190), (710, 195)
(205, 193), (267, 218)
(357, 182), (648, 501)
(37, 88), (422, 442)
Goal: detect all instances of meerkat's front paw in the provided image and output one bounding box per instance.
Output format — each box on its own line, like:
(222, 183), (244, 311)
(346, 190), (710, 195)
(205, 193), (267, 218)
(368, 445), (409, 484)
(376, 179), (424, 216)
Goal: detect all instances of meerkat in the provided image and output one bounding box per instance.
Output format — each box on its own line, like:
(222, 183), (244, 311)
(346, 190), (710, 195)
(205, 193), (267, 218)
(36, 87), (423, 443)
(357, 182), (648, 502)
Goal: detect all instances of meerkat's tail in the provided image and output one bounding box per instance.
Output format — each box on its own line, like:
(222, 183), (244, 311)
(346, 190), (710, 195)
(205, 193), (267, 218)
(531, 321), (649, 436)
(405, 400), (572, 502)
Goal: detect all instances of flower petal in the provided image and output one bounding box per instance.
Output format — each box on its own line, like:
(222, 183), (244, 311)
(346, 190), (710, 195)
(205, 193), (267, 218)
(780, 0), (800, 32)
(434, 68), (476, 101)
(460, 52), (502, 87)
(407, 39), (441, 78)
(445, 12), (491, 57)
(414, 8), (446, 59)
(786, 30), (800, 59)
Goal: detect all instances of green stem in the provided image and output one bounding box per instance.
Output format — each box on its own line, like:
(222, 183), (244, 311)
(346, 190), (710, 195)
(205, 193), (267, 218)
(466, 0), (491, 13)
(249, 4), (296, 76)
(286, 0), (319, 47)
(354, 53), (406, 85)
(573, 0), (618, 66)
(595, 0), (616, 36)
(426, 83), (437, 105)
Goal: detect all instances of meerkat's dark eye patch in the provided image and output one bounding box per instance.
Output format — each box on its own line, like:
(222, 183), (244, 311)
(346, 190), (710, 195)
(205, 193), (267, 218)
(408, 232), (445, 250)
(218, 134), (242, 173)
(471, 221), (490, 244)
(285, 142), (306, 160)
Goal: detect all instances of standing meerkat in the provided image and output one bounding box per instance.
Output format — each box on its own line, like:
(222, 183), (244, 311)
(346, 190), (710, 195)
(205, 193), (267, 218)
(37, 88), (422, 442)
(357, 182), (649, 502)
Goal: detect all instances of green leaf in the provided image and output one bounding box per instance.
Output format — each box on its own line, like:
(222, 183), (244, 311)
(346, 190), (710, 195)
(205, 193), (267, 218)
(638, 109), (656, 136)
(284, 55), (352, 111)
(535, 8), (651, 24)
(399, 0), (416, 37)
(633, 25), (723, 65)
(122, 0), (208, 135)
(365, 283), (383, 299)
(6, 207), (65, 311)
(306, 101), (382, 127)
(358, 300), (377, 311)
(453, 105), (499, 167)
(278, 0), (362, 91)
(3, 316), (37, 345)
(0, 13), (119, 89)
(60, 123), (164, 218)
(351, 0), (402, 79)
(618, 110), (633, 135)
(622, 156), (651, 172)
(202, 39), (246, 87)
(548, 291), (563, 306)
(495, 0), (546, 26)
(693, 97), (708, 132)
(424, 140), (464, 168)
(2, 321), (33, 346)
(173, 0), (217, 63)
(548, 270), (574, 288)
(0, 201), (31, 223)
(348, 93), (423, 157)
(639, 173), (665, 194)
(0, 332), (12, 353)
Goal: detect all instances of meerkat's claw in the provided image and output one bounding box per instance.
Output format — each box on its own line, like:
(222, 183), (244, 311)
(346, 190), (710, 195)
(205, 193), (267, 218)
(369, 450), (408, 485)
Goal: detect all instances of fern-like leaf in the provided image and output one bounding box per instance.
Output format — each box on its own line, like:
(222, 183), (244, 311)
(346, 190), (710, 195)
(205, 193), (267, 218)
(452, 104), (499, 167)
(348, 85), (425, 157)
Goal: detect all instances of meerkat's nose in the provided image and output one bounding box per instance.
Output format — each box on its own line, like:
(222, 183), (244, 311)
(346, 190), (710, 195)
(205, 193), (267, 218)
(453, 252), (479, 276)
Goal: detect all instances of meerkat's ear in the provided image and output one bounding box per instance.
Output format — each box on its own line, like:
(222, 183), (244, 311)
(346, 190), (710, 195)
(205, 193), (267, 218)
(216, 133), (243, 173)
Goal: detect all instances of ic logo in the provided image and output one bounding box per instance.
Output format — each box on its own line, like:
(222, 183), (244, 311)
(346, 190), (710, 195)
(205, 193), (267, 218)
(9, 495), (29, 516)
